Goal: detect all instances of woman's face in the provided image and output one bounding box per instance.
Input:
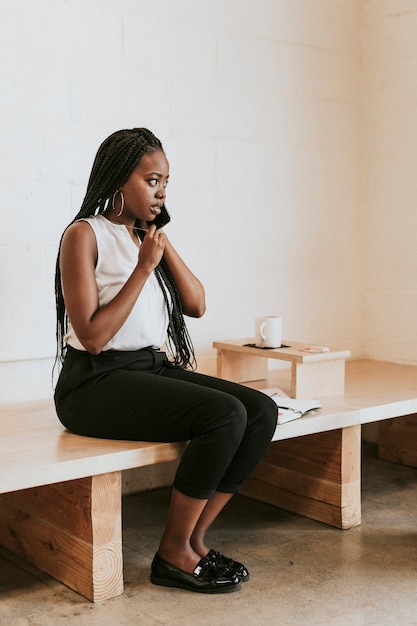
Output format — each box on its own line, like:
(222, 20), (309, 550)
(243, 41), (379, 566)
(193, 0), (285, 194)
(120, 150), (169, 224)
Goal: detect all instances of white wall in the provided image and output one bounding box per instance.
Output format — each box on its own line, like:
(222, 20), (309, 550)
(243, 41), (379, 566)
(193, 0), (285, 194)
(362, 0), (417, 364)
(0, 0), (363, 403)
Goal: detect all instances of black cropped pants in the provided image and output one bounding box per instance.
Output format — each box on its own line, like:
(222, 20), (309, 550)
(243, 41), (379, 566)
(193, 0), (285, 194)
(54, 347), (277, 500)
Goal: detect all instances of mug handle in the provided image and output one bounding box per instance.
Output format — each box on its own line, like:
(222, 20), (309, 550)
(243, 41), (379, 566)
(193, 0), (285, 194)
(260, 322), (267, 341)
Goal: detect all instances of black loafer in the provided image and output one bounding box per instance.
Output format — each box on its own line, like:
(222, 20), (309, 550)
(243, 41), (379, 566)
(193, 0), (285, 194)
(150, 553), (242, 594)
(206, 549), (250, 582)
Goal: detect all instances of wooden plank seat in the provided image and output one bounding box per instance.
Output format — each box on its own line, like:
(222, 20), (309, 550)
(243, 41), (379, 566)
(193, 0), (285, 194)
(0, 359), (417, 602)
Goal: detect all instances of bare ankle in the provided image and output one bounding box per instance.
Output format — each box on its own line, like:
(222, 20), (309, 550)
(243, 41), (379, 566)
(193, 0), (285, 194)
(158, 543), (201, 574)
(190, 538), (210, 559)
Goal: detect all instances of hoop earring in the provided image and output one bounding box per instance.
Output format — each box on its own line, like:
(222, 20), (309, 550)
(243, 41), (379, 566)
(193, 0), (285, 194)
(112, 189), (124, 217)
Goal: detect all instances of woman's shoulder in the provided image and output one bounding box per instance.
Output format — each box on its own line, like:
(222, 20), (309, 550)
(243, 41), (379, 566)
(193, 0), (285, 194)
(64, 218), (94, 238)
(61, 219), (98, 258)
(64, 214), (108, 238)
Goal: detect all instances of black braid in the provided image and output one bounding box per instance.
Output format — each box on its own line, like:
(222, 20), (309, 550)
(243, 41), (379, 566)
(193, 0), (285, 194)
(54, 128), (196, 372)
(137, 228), (196, 370)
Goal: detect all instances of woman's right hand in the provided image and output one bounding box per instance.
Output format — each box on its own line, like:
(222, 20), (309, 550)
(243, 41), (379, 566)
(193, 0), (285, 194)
(138, 224), (166, 273)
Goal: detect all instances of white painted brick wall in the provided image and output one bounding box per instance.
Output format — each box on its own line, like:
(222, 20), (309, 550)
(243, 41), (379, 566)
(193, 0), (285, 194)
(0, 0), (364, 402)
(362, 0), (417, 364)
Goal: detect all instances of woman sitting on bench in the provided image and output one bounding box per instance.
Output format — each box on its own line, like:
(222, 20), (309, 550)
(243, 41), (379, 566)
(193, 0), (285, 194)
(54, 127), (277, 594)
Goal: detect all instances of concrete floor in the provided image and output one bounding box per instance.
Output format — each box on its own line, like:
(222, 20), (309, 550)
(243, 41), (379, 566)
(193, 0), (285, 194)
(1, 442), (417, 626)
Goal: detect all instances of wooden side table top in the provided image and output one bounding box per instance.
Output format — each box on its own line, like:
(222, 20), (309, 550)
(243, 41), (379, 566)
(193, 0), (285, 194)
(213, 338), (351, 364)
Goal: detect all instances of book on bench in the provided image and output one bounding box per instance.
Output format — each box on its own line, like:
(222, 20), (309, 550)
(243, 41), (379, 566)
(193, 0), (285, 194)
(260, 387), (322, 424)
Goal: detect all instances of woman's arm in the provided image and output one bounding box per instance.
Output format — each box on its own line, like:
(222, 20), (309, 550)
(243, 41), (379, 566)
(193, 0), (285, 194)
(60, 222), (165, 355)
(161, 235), (206, 318)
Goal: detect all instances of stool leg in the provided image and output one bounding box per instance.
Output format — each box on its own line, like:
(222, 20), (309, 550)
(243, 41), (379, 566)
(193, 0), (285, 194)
(217, 349), (268, 383)
(291, 359), (346, 398)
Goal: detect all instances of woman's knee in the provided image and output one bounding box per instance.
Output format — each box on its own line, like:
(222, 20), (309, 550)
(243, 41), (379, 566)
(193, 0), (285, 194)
(198, 393), (248, 444)
(261, 391), (278, 420)
(247, 392), (278, 440)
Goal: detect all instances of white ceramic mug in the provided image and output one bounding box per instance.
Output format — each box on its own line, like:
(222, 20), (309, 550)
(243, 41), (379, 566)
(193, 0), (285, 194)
(255, 316), (282, 348)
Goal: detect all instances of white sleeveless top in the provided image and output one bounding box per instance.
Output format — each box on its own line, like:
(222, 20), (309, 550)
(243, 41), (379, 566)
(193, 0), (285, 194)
(65, 215), (169, 352)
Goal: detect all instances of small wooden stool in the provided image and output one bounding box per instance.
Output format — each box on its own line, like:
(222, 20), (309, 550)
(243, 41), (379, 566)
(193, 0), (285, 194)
(213, 338), (351, 398)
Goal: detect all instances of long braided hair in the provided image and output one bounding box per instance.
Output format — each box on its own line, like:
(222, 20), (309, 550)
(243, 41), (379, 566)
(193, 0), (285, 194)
(54, 128), (196, 371)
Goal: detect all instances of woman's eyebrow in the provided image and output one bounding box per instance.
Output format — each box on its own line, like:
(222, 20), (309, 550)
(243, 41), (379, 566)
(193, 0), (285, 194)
(147, 171), (169, 178)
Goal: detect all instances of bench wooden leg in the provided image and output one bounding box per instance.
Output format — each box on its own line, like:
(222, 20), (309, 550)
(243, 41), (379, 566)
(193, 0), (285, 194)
(378, 413), (417, 467)
(242, 425), (361, 529)
(0, 471), (123, 602)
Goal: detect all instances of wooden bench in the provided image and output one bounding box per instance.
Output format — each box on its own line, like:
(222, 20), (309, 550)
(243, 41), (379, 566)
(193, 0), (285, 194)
(1, 359), (417, 602)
